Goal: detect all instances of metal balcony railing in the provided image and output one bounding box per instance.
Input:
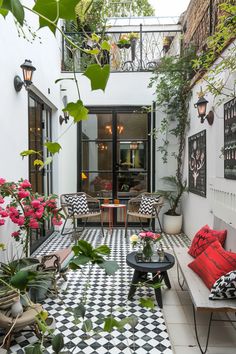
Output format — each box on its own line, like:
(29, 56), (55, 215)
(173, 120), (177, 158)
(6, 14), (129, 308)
(61, 25), (182, 72)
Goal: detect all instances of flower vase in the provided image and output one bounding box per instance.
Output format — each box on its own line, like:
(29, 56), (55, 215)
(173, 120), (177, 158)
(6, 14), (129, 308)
(142, 241), (153, 262)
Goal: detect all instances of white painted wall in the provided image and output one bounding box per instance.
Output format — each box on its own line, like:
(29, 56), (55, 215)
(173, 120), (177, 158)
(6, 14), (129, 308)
(0, 1), (61, 253)
(182, 42), (236, 244)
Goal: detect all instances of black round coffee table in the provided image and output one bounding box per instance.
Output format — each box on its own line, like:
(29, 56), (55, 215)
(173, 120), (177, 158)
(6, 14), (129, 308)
(126, 251), (175, 308)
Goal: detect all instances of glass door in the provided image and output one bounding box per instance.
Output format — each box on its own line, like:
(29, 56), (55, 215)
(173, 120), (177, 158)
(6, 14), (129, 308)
(28, 92), (53, 252)
(79, 107), (151, 226)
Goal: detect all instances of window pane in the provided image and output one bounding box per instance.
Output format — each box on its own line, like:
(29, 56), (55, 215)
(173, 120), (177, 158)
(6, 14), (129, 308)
(82, 113), (112, 140)
(118, 141), (147, 170)
(81, 172), (113, 198)
(82, 141), (112, 171)
(117, 112), (148, 140)
(117, 172), (147, 198)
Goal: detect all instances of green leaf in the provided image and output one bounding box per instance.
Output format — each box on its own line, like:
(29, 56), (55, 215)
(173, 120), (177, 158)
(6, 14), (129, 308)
(33, 0), (79, 33)
(126, 315), (139, 329)
(94, 245), (110, 255)
(98, 260), (119, 275)
(82, 319), (93, 333)
(39, 156), (53, 171)
(103, 316), (119, 332)
(25, 344), (43, 354)
(52, 333), (64, 353)
(44, 142), (62, 154)
(20, 149), (38, 157)
(139, 297), (155, 309)
(84, 48), (100, 55)
(70, 255), (91, 266)
(63, 100), (88, 123)
(72, 240), (93, 256)
(101, 40), (111, 51)
(33, 159), (44, 167)
(2, 0), (24, 25)
(0, 0), (8, 17)
(10, 270), (30, 291)
(83, 64), (110, 91)
(73, 303), (86, 319)
(91, 33), (101, 42)
(69, 262), (81, 270)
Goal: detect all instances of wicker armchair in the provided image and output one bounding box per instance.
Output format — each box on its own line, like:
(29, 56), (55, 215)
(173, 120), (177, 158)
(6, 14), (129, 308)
(60, 192), (104, 237)
(0, 290), (42, 350)
(125, 193), (164, 237)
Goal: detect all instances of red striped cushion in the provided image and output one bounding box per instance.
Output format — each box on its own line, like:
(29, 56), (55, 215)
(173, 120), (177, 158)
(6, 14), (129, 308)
(188, 225), (227, 258)
(188, 241), (236, 289)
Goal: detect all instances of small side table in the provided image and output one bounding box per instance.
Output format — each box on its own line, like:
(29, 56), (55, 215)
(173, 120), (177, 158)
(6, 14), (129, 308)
(126, 251), (175, 308)
(101, 204), (127, 234)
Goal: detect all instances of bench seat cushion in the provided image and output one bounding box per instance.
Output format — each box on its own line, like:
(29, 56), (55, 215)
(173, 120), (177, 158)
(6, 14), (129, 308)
(188, 225), (227, 258)
(188, 241), (236, 289)
(173, 247), (236, 312)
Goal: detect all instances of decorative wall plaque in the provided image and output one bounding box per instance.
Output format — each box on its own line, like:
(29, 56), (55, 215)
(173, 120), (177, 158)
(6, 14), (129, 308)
(188, 130), (206, 197)
(224, 97), (236, 179)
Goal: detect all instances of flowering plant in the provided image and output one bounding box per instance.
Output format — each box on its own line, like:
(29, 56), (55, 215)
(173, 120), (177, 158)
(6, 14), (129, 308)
(0, 177), (63, 256)
(130, 231), (161, 247)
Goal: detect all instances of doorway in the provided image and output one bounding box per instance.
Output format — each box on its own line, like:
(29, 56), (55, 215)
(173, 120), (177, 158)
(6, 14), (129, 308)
(78, 106), (154, 226)
(28, 92), (53, 252)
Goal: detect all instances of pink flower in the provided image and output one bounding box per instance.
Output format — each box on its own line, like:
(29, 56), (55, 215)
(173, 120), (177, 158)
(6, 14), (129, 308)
(11, 231), (20, 238)
(16, 216), (25, 226)
(31, 199), (41, 208)
(0, 197), (4, 204)
(0, 219), (5, 225)
(29, 219), (39, 228)
(52, 216), (63, 226)
(0, 210), (8, 218)
(20, 180), (31, 189)
(18, 190), (30, 199)
(0, 178), (6, 185)
(35, 210), (44, 219)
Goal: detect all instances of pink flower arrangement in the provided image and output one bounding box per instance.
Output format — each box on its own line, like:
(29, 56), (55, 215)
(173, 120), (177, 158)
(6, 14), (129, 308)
(0, 178), (63, 255)
(139, 231), (161, 242)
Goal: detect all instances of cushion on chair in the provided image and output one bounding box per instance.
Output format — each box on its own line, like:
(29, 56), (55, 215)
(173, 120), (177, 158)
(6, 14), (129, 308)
(188, 224), (227, 258)
(188, 241), (236, 289)
(209, 270), (236, 300)
(138, 196), (160, 216)
(65, 194), (89, 215)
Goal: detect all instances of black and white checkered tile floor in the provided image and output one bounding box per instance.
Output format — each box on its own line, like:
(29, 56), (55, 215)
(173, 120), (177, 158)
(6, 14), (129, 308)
(9, 229), (190, 354)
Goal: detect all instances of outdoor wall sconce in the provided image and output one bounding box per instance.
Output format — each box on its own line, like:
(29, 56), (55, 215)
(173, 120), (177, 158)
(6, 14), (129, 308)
(14, 59), (36, 92)
(194, 88), (214, 125)
(59, 111), (70, 125)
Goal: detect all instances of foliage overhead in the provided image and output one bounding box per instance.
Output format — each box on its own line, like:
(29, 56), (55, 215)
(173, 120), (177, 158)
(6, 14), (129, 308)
(192, 1), (236, 103)
(149, 49), (195, 214)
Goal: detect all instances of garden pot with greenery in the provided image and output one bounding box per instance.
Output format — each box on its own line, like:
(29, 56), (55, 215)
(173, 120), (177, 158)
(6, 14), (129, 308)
(157, 176), (187, 234)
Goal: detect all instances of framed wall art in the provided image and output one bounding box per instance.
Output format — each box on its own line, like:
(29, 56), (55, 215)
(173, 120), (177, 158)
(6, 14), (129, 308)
(224, 97), (236, 179)
(188, 130), (206, 197)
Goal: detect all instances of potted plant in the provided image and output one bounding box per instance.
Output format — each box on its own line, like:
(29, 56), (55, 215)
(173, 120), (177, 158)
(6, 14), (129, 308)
(117, 34), (130, 49)
(157, 176), (188, 234)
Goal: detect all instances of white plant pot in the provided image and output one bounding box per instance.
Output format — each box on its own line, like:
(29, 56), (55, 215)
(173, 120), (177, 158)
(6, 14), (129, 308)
(163, 214), (183, 235)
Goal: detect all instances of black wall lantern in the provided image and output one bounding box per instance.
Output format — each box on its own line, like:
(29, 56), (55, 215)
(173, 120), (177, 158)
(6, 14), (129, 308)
(194, 88), (214, 125)
(59, 111), (70, 125)
(14, 59), (36, 92)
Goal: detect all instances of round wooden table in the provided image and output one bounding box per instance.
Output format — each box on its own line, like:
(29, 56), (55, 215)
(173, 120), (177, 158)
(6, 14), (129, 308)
(101, 203), (127, 235)
(126, 251), (175, 308)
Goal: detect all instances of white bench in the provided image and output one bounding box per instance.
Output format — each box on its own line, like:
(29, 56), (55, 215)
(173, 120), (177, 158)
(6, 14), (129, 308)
(174, 247), (236, 354)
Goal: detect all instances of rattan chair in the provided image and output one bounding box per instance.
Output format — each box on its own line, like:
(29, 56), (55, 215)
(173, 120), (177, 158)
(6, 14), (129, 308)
(0, 290), (42, 350)
(124, 193), (164, 237)
(60, 192), (104, 237)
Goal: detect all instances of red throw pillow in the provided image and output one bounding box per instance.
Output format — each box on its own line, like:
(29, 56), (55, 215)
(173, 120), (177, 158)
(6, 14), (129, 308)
(188, 241), (236, 289)
(188, 224), (227, 258)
